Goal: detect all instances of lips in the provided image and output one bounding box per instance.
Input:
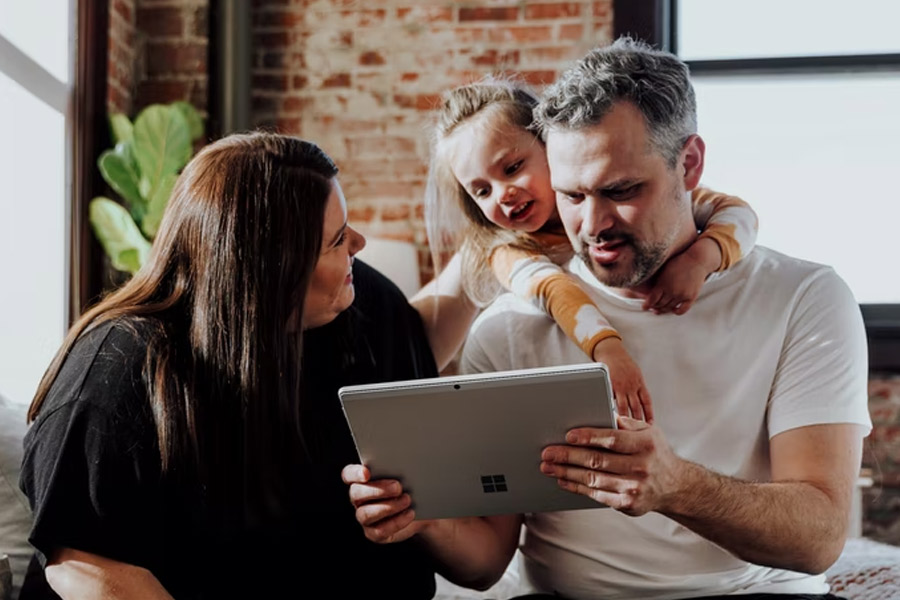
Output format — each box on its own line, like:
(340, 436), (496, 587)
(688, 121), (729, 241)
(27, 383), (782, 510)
(507, 200), (534, 221)
(588, 240), (627, 265)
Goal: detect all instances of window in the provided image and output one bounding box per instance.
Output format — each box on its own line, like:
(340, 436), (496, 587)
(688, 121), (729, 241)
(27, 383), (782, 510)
(672, 0), (900, 371)
(0, 2), (73, 404)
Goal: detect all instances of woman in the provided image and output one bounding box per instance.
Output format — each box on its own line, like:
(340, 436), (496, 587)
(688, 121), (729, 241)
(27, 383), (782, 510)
(19, 133), (451, 598)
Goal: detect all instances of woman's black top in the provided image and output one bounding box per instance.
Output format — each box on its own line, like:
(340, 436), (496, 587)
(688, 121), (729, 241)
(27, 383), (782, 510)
(20, 261), (439, 599)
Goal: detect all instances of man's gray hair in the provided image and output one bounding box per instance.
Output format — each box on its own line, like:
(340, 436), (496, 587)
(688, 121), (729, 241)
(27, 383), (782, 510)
(534, 37), (697, 166)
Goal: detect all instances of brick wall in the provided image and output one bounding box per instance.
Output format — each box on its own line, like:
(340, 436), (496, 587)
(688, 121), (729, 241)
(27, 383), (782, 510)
(108, 0), (137, 114)
(863, 375), (900, 544)
(251, 0), (613, 280)
(108, 0), (209, 117)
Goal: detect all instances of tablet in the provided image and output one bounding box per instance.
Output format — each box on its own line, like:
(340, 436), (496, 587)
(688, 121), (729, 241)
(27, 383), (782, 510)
(339, 362), (616, 520)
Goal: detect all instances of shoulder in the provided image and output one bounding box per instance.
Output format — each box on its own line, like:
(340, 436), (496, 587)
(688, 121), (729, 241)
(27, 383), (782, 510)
(736, 246), (842, 289)
(31, 316), (159, 435)
(351, 259), (410, 313)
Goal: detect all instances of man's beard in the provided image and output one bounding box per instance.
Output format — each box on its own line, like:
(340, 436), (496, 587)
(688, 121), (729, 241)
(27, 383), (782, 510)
(577, 231), (669, 289)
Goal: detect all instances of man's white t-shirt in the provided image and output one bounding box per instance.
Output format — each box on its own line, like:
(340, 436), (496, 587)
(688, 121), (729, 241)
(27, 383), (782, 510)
(461, 247), (872, 600)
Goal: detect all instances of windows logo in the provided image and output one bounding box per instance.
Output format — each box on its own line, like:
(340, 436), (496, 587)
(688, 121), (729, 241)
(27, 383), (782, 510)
(481, 474), (508, 493)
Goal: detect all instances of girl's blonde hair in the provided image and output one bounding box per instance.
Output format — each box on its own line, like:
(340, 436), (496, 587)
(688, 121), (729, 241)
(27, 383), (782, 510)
(425, 76), (544, 305)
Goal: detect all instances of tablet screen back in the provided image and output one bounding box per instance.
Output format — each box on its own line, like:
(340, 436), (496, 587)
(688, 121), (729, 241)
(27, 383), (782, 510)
(339, 363), (615, 519)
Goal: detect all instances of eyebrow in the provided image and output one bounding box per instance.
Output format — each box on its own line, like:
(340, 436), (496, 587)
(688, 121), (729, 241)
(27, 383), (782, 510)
(553, 177), (638, 197)
(327, 221), (348, 247)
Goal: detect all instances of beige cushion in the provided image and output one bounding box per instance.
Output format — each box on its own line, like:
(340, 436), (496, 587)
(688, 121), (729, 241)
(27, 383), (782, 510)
(0, 396), (33, 600)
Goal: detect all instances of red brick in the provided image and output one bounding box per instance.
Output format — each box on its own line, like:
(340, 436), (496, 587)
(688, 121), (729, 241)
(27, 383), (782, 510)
(191, 7), (208, 37)
(137, 7), (183, 37)
(378, 230), (416, 244)
(381, 203), (411, 221)
(522, 46), (577, 65)
(393, 94), (441, 111)
(401, 72), (419, 82)
(397, 6), (453, 23)
(470, 49), (520, 67)
(282, 95), (313, 112)
(559, 23), (584, 41)
(253, 74), (289, 91)
(136, 80), (190, 108)
(340, 9), (386, 27)
(321, 73), (351, 88)
(525, 3), (582, 19)
(359, 51), (386, 66)
(276, 117), (301, 133)
(292, 74), (309, 89)
(146, 42), (207, 76)
(520, 70), (557, 86)
(593, 1), (611, 17)
(460, 6), (519, 22)
(348, 204), (377, 223)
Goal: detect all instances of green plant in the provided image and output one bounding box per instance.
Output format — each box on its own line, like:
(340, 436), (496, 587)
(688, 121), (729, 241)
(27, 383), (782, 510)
(90, 101), (203, 274)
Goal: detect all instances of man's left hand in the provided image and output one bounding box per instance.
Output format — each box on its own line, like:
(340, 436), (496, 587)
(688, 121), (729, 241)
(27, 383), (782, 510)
(540, 415), (685, 516)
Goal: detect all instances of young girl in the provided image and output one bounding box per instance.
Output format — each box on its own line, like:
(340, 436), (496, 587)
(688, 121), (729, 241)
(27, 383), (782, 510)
(415, 78), (757, 422)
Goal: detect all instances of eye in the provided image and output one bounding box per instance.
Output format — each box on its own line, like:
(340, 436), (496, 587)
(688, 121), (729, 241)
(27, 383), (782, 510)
(606, 184), (640, 201)
(334, 232), (347, 247)
(504, 160), (523, 176)
(558, 191), (585, 204)
(472, 186), (491, 199)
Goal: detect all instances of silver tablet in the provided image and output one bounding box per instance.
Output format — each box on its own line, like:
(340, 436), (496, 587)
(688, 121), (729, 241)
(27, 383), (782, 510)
(339, 362), (616, 520)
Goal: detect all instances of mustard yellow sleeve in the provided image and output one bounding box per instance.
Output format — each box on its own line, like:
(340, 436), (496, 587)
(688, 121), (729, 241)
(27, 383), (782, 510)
(690, 187), (759, 271)
(490, 245), (620, 358)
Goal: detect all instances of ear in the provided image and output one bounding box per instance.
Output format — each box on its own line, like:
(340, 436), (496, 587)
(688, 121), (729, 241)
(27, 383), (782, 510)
(679, 134), (705, 191)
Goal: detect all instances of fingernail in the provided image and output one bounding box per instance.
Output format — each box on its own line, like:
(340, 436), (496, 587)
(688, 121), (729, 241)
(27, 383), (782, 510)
(566, 432), (578, 444)
(540, 462), (554, 474)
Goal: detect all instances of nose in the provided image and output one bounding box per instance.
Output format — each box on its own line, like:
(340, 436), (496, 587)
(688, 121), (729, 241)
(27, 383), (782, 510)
(348, 226), (366, 256)
(581, 197), (616, 239)
(498, 185), (518, 205)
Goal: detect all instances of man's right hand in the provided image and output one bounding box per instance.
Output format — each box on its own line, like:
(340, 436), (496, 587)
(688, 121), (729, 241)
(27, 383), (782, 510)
(342, 464), (432, 544)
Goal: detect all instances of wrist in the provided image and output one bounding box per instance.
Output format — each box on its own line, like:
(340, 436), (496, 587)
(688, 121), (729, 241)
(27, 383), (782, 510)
(658, 456), (707, 516)
(591, 335), (624, 362)
(687, 236), (724, 275)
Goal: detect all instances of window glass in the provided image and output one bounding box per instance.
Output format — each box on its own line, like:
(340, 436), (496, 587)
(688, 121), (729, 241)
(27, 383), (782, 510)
(693, 71), (900, 303)
(0, 71), (67, 405)
(678, 0), (900, 60)
(0, 0), (70, 83)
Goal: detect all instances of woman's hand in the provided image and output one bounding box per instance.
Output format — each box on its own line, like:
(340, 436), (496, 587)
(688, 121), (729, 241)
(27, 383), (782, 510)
(45, 548), (174, 600)
(342, 464), (432, 544)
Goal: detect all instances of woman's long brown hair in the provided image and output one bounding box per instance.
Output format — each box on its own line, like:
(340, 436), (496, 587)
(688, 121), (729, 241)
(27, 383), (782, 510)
(29, 132), (337, 520)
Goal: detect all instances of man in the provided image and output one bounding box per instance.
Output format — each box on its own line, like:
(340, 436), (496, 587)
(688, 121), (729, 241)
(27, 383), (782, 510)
(346, 39), (871, 599)
(460, 38), (871, 598)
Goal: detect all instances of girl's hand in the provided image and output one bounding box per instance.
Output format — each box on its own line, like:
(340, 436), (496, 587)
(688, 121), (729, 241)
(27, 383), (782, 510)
(644, 237), (721, 315)
(592, 338), (653, 423)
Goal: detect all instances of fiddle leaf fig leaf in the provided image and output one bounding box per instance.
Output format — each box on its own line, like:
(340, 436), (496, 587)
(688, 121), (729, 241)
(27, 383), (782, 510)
(141, 172), (178, 239)
(98, 147), (144, 217)
(172, 101), (204, 141)
(89, 197), (152, 274)
(109, 113), (134, 145)
(132, 104), (192, 194)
